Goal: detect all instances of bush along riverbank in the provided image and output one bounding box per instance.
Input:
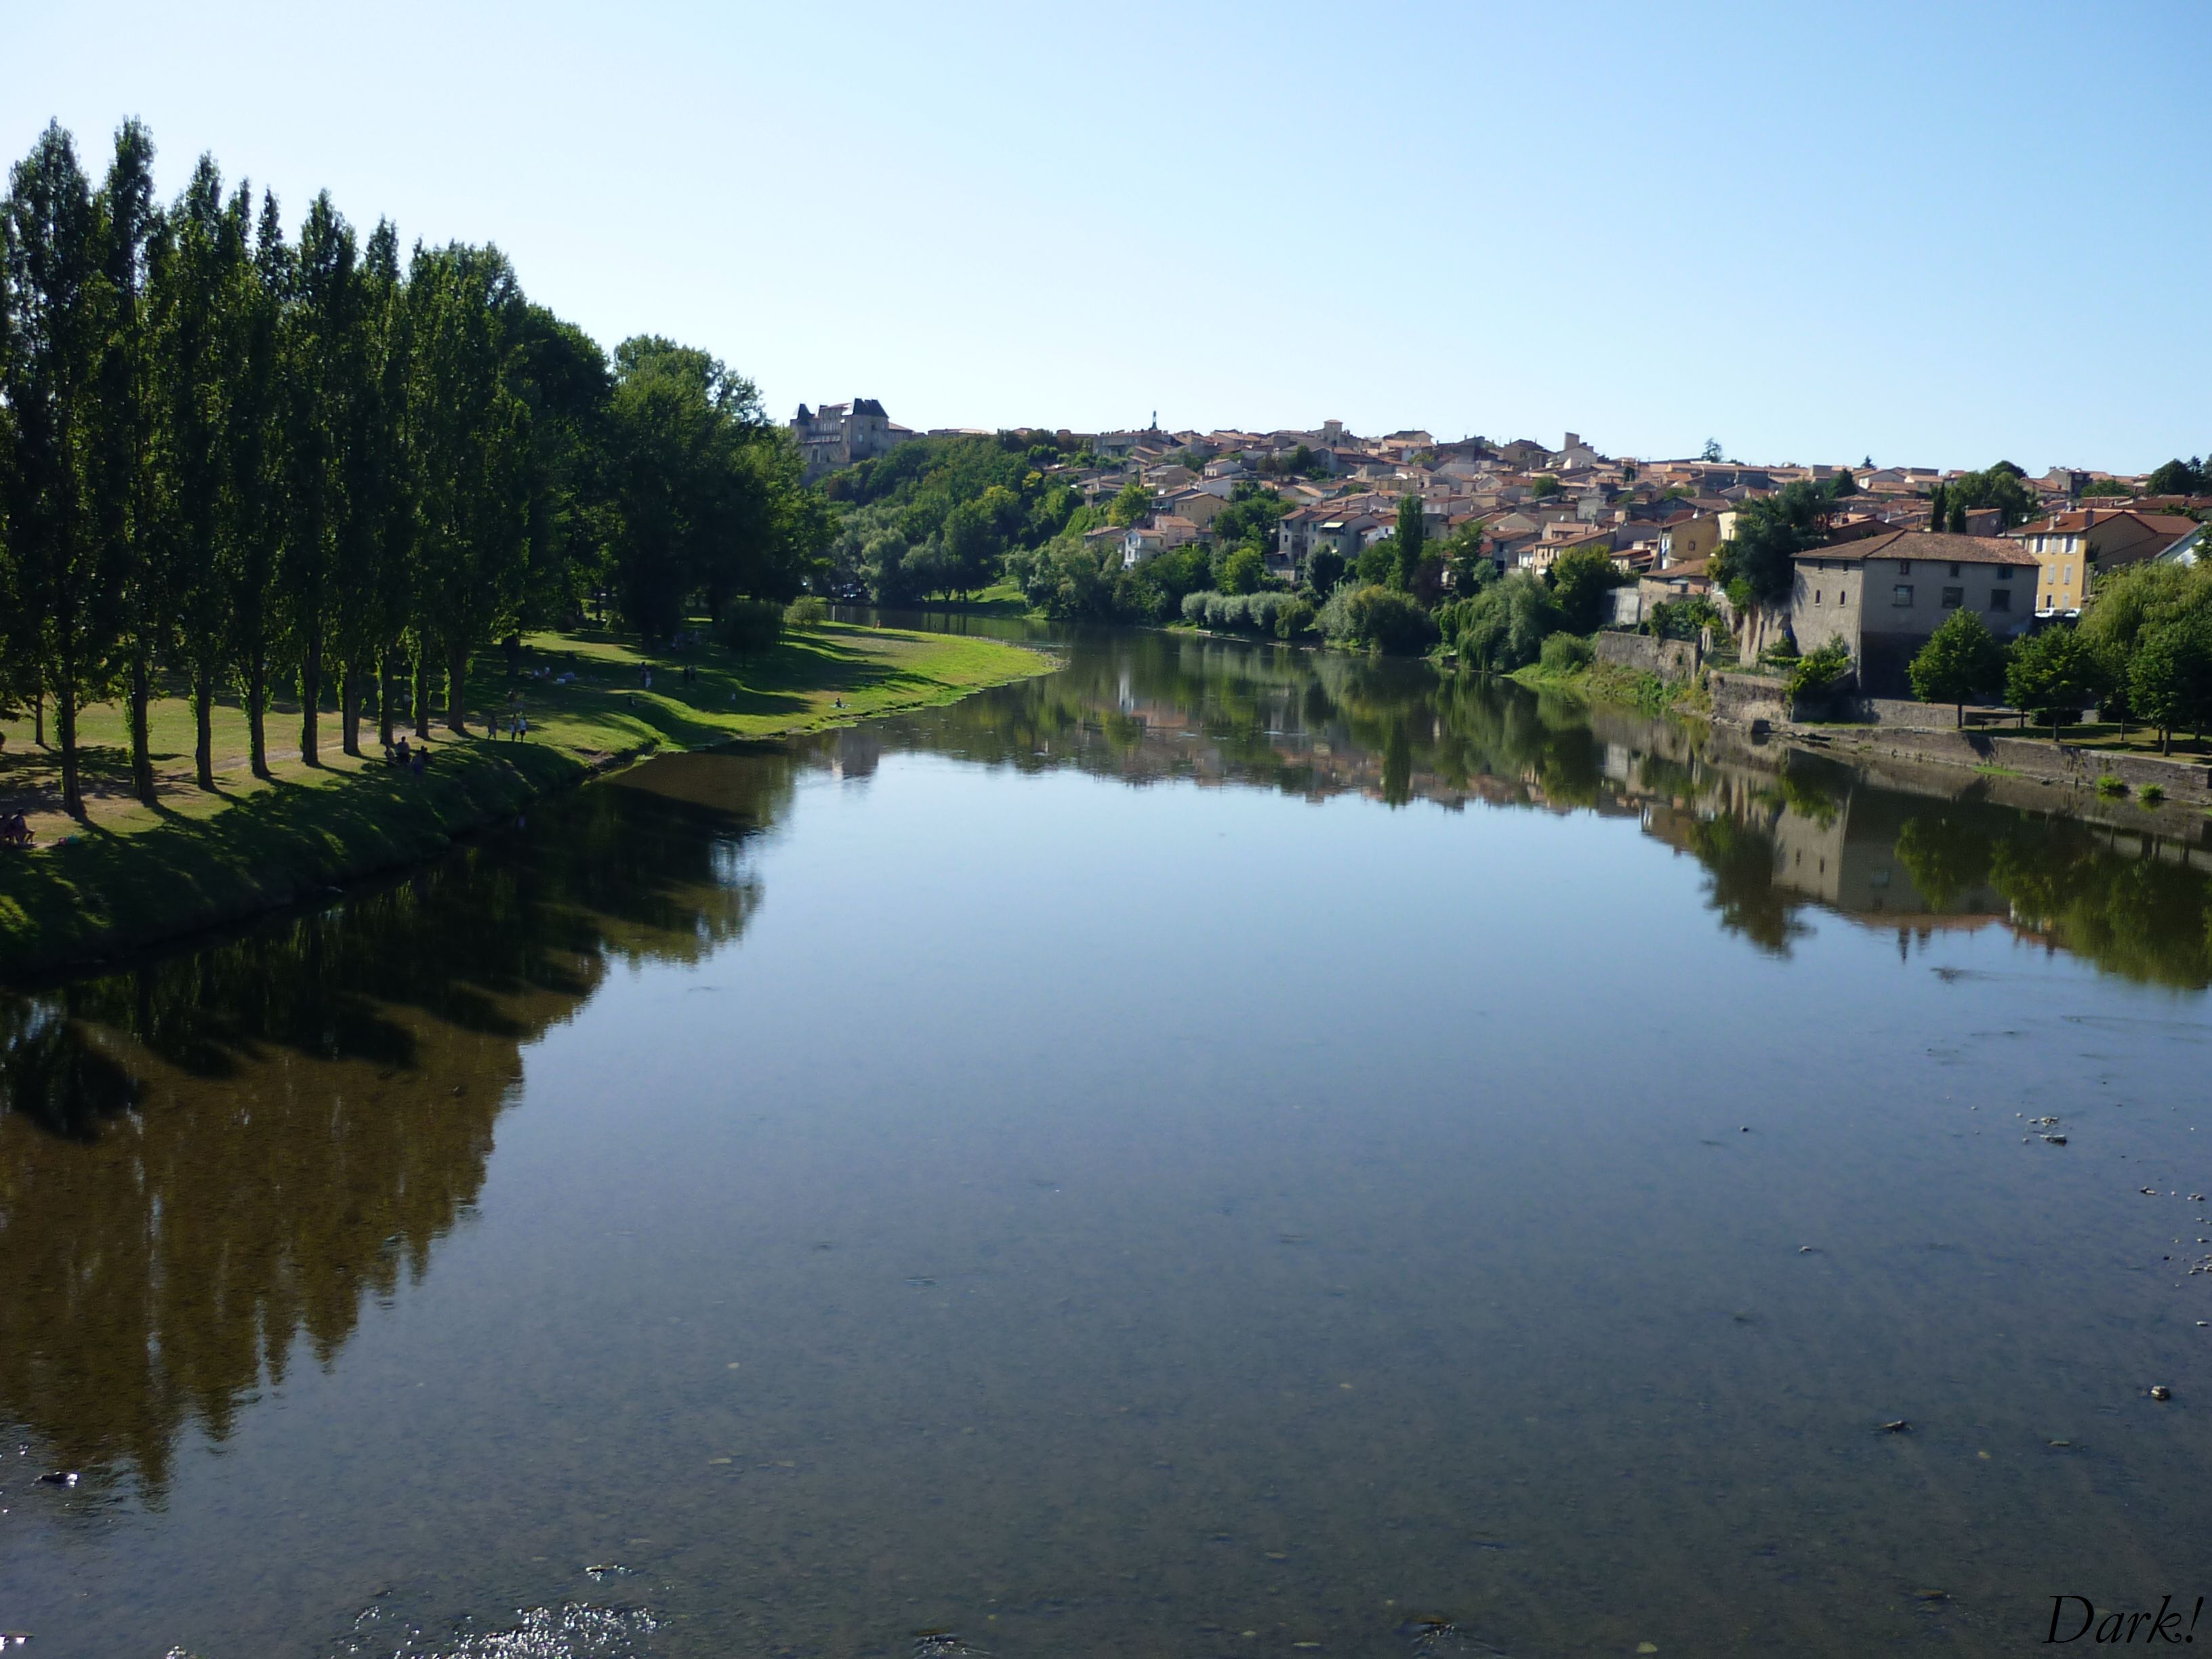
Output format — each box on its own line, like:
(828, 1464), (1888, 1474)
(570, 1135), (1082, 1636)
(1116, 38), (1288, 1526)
(0, 621), (1050, 981)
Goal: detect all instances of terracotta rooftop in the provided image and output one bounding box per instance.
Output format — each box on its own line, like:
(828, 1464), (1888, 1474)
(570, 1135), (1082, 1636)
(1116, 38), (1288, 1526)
(1795, 530), (2038, 567)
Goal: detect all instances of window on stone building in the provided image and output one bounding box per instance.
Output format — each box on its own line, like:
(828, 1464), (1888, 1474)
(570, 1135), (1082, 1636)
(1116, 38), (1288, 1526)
(1893, 585), (1913, 606)
(1990, 589), (2011, 611)
(1941, 586), (1963, 608)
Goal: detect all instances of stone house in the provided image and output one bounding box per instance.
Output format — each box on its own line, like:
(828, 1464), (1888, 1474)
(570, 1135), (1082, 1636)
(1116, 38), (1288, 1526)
(1788, 531), (2036, 695)
(790, 398), (912, 481)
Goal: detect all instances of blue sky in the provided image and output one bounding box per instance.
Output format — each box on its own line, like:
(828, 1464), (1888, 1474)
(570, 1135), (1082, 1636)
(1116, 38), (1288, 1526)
(11, 1), (2208, 472)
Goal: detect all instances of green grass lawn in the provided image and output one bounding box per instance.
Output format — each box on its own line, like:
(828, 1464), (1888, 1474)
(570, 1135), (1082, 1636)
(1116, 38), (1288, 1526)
(0, 621), (1050, 978)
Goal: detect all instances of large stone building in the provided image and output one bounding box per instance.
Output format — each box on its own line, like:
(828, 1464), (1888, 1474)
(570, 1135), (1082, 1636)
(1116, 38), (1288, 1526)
(1787, 530), (2036, 695)
(790, 398), (913, 481)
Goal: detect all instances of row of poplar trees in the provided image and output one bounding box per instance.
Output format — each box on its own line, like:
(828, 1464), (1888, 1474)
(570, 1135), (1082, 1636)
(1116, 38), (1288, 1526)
(0, 120), (827, 819)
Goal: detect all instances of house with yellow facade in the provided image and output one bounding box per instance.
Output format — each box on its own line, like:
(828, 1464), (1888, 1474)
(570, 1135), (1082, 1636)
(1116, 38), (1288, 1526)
(2005, 508), (2199, 617)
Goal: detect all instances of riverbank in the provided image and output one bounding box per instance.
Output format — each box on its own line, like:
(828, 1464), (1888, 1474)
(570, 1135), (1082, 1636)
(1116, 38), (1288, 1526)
(0, 622), (1052, 981)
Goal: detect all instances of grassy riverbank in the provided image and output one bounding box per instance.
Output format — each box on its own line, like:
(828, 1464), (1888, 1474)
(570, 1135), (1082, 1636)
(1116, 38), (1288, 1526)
(0, 621), (1051, 979)
(1507, 655), (1706, 720)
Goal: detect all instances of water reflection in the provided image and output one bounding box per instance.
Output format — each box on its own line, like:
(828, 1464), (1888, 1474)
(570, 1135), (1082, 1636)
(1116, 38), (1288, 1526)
(4, 628), (2211, 1510)
(0, 756), (790, 1495)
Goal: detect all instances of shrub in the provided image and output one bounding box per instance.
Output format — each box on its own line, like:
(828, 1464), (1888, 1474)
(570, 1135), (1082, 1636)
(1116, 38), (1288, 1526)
(1786, 639), (1853, 701)
(1441, 572), (1559, 671)
(2095, 774), (2127, 798)
(2141, 783), (2167, 804)
(785, 595), (829, 627)
(1317, 583), (1439, 655)
(1181, 591), (1211, 626)
(1273, 596), (1317, 641)
(1538, 632), (1595, 674)
(717, 598), (784, 657)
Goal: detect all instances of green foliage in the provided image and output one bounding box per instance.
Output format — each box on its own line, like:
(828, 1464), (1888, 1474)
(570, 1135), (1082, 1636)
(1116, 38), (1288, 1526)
(2005, 624), (2106, 735)
(1946, 463), (2037, 529)
(2141, 783), (2167, 804)
(1317, 583), (1438, 655)
(714, 597), (783, 657)
(785, 594), (827, 627)
(1527, 474), (1561, 499)
(2095, 774), (2127, 798)
(1908, 608), (2007, 719)
(1210, 483), (1285, 554)
(2080, 478), (2133, 499)
(1547, 544), (1624, 633)
(1179, 590), (1305, 636)
(1711, 480), (1835, 607)
(2146, 457), (2207, 497)
(1440, 519), (1490, 596)
(2127, 616), (2212, 751)
(1442, 573), (1561, 672)
(1107, 478), (1150, 527)
(1305, 548), (1347, 596)
(1786, 639), (1853, 701)
(1647, 597), (1720, 641)
(822, 432), (1080, 604)
(1393, 493), (1426, 589)
(1538, 631), (1595, 674)
(1272, 596), (1317, 640)
(1215, 542), (1266, 596)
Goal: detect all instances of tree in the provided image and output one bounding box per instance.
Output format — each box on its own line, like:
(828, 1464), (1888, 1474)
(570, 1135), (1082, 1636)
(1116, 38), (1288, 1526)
(1786, 639), (1853, 702)
(1216, 544), (1265, 595)
(91, 120), (162, 806)
(0, 121), (124, 819)
(228, 190), (289, 774)
(1527, 474), (1561, 499)
(2146, 457), (2208, 497)
(1393, 493), (1425, 590)
(1927, 482), (1948, 535)
(2005, 625), (2104, 739)
(148, 155), (251, 787)
(1107, 479), (1149, 527)
(1711, 479), (1830, 609)
(1210, 482), (1284, 556)
(407, 242), (530, 732)
(1701, 438), (1723, 463)
(1441, 519), (1490, 596)
(2128, 617), (2212, 754)
(277, 190), (366, 766)
(1908, 607), (2007, 725)
(1305, 548), (1346, 596)
(1830, 467), (1857, 497)
(1948, 464), (2036, 529)
(1548, 544), (1622, 633)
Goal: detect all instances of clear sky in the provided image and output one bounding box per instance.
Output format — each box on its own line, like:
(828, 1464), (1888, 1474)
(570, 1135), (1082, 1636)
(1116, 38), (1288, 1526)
(10, 1), (2208, 472)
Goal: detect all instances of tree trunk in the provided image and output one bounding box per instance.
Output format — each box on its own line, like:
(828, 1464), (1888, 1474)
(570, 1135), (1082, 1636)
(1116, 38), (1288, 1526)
(299, 628), (322, 766)
(33, 692), (43, 747)
(192, 669), (216, 791)
(58, 682), (83, 820)
(1954, 701), (1963, 729)
(341, 661), (363, 758)
(129, 655), (156, 806)
(377, 649), (397, 749)
(447, 643), (468, 735)
(2163, 726), (2171, 756)
(413, 651), (432, 739)
(247, 659), (270, 780)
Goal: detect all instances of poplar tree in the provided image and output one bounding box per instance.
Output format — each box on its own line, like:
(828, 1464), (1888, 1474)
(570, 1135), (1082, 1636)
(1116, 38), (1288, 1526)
(228, 190), (288, 779)
(91, 120), (162, 806)
(0, 122), (123, 819)
(405, 242), (529, 733)
(279, 191), (363, 765)
(148, 156), (249, 790)
(356, 220), (412, 752)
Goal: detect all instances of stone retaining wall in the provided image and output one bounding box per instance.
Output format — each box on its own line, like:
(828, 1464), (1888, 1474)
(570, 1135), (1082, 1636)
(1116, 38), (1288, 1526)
(1595, 632), (1700, 683)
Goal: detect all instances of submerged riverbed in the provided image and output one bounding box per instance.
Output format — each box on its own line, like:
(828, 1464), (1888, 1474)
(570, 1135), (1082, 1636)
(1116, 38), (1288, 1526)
(3, 625), (2210, 1658)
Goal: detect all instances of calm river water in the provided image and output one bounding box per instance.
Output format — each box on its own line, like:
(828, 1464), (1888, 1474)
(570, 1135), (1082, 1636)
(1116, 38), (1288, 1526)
(4, 624), (2211, 1658)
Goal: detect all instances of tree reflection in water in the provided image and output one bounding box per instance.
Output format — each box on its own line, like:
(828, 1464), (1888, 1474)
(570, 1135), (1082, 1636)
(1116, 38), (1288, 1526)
(0, 752), (792, 1497)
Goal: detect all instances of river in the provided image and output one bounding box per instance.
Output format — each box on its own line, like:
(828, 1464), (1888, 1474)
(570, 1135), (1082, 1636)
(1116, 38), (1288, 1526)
(3, 622), (2209, 1658)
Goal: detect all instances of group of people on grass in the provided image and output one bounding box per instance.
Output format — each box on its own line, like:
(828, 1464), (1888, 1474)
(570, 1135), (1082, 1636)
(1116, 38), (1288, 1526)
(383, 736), (428, 776)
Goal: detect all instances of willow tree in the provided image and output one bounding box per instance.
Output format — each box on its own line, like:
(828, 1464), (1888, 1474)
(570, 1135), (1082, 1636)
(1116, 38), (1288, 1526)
(0, 122), (123, 819)
(405, 242), (529, 733)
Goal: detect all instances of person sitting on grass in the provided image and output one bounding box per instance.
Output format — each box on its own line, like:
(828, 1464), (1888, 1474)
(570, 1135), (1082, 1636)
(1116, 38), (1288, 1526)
(1, 812), (32, 848)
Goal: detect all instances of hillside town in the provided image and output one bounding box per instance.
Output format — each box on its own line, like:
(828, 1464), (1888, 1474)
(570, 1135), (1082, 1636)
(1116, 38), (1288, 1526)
(796, 402), (2209, 700)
